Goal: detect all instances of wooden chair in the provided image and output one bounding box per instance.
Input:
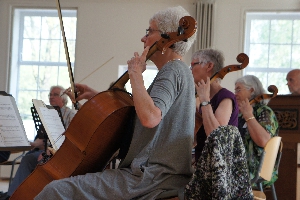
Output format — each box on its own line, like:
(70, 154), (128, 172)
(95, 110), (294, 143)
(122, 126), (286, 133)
(0, 151), (26, 186)
(252, 136), (282, 200)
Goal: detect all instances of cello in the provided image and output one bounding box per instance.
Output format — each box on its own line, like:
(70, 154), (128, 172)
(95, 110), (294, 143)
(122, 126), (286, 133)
(194, 53), (249, 134)
(10, 13), (197, 200)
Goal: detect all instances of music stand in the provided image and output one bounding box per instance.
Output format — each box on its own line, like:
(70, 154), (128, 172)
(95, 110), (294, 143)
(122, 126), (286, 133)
(31, 104), (65, 161)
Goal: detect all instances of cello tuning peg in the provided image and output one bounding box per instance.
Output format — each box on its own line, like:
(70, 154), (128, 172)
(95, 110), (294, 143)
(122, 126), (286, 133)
(177, 26), (184, 35)
(161, 33), (170, 39)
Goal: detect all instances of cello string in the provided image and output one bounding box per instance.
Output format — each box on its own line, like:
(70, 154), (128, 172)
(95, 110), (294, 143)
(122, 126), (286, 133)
(53, 134), (64, 146)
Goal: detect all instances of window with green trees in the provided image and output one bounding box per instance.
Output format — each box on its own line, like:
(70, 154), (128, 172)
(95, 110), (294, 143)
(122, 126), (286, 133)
(9, 8), (77, 140)
(244, 12), (300, 94)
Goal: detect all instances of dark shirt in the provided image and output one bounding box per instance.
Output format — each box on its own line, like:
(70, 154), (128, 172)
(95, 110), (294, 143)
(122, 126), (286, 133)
(195, 88), (238, 162)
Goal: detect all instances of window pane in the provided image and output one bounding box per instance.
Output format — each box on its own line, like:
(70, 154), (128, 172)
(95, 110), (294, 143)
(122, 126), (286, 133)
(248, 44), (269, 68)
(17, 91), (37, 118)
(293, 20), (300, 44)
(38, 66), (59, 90)
(18, 65), (38, 90)
(270, 20), (292, 44)
(22, 39), (40, 61)
(24, 16), (41, 38)
(41, 16), (61, 39)
(269, 44), (291, 68)
(250, 20), (270, 43)
(292, 45), (300, 67)
(40, 39), (60, 62)
(57, 66), (73, 87)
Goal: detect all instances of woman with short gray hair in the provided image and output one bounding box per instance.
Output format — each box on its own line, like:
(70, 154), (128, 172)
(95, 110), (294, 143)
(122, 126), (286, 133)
(235, 75), (279, 188)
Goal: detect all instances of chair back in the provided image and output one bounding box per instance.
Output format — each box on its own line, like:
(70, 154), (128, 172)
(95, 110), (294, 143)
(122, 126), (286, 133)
(260, 136), (281, 181)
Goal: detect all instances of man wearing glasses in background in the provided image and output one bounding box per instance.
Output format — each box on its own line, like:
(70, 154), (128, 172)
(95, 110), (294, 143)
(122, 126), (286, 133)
(0, 85), (76, 200)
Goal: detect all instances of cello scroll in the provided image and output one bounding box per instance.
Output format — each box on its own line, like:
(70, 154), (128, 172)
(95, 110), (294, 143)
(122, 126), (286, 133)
(249, 85), (278, 105)
(210, 53), (249, 83)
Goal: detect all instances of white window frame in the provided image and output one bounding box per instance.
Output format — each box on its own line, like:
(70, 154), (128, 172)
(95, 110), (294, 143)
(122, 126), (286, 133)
(244, 12), (300, 94)
(9, 8), (77, 141)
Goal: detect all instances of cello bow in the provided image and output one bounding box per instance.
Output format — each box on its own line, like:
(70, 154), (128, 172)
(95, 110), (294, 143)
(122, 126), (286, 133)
(56, 0), (79, 110)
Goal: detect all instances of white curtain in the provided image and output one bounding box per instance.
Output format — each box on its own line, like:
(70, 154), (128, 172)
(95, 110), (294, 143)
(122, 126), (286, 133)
(194, 1), (215, 51)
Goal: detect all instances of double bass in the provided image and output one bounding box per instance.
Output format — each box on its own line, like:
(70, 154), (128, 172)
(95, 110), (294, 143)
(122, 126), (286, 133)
(10, 14), (197, 200)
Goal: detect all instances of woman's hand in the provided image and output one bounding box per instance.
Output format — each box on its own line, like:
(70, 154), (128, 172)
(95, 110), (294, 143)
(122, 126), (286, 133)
(74, 83), (99, 101)
(195, 77), (210, 103)
(238, 98), (254, 119)
(126, 46), (161, 128)
(127, 46), (149, 76)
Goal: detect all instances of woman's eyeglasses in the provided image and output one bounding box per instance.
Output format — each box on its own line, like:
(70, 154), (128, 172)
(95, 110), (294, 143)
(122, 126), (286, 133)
(146, 28), (162, 37)
(190, 62), (205, 70)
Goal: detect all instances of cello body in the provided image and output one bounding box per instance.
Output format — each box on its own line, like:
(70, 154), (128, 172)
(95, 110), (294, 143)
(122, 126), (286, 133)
(10, 90), (134, 200)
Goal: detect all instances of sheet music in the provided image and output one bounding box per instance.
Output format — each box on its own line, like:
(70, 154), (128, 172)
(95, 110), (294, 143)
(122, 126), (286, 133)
(32, 99), (65, 150)
(0, 96), (30, 147)
(39, 108), (65, 150)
